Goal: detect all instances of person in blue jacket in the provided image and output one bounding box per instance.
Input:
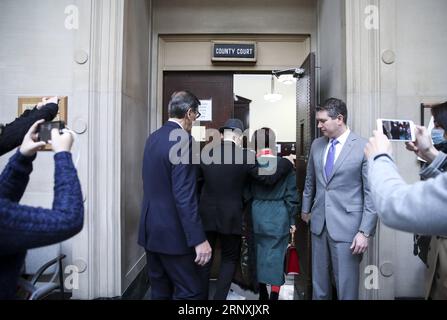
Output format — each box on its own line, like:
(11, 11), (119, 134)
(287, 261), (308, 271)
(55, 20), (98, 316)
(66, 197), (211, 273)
(0, 119), (84, 299)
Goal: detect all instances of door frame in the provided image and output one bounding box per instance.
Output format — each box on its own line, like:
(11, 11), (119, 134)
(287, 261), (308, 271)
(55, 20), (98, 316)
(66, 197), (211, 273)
(153, 34), (311, 133)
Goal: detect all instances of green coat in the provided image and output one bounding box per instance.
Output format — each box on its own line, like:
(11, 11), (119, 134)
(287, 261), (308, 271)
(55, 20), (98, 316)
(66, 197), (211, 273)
(248, 157), (300, 286)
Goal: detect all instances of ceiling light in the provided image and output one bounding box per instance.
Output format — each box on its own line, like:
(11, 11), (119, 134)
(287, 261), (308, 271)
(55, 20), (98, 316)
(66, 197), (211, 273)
(278, 74), (297, 85)
(264, 93), (283, 103)
(264, 75), (282, 103)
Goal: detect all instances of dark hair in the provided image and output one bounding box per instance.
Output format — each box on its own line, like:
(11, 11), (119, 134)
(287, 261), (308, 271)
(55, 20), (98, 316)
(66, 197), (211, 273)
(431, 101), (447, 130)
(316, 98), (348, 124)
(252, 127), (277, 152)
(168, 91), (201, 119)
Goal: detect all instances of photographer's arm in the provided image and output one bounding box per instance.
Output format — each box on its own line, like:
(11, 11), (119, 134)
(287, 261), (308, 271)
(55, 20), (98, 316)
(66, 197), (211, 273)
(0, 120), (47, 201)
(365, 130), (447, 235)
(0, 151), (35, 202)
(368, 155), (447, 236)
(419, 152), (447, 180)
(0, 152), (84, 254)
(0, 101), (58, 156)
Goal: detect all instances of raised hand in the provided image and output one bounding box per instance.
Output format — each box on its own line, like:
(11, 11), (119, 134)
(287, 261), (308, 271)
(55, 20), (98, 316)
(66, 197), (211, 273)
(19, 120), (47, 157)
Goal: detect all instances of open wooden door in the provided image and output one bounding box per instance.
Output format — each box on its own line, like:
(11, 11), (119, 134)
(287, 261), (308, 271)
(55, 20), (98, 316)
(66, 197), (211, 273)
(163, 71), (234, 130)
(295, 53), (317, 300)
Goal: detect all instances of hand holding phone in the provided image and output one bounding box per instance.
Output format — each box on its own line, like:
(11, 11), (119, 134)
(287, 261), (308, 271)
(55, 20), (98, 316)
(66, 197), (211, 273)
(405, 126), (440, 164)
(19, 120), (47, 157)
(364, 130), (393, 160)
(50, 127), (74, 153)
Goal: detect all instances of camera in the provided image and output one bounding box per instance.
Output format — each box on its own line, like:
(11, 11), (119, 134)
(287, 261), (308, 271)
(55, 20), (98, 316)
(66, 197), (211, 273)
(37, 121), (65, 143)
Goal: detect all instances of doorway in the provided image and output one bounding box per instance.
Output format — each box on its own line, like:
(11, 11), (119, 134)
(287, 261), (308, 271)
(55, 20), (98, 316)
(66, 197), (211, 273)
(162, 67), (313, 299)
(162, 72), (298, 149)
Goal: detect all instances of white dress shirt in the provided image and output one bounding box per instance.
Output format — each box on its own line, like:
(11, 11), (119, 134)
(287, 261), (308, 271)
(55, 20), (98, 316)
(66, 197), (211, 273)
(168, 119), (184, 130)
(323, 128), (351, 167)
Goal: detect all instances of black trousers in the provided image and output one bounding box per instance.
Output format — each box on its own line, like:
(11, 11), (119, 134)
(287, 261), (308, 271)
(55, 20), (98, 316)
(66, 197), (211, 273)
(200, 232), (241, 300)
(146, 251), (205, 300)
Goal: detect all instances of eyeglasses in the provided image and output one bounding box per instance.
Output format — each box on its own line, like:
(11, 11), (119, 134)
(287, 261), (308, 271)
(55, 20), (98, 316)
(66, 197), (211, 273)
(195, 110), (201, 120)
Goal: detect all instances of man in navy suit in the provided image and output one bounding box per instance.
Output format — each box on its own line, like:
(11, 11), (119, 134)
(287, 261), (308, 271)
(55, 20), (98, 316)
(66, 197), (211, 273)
(138, 91), (212, 300)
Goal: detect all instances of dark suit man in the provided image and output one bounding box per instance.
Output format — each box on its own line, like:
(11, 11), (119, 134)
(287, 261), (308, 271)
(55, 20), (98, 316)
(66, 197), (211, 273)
(390, 122), (400, 140)
(198, 119), (294, 300)
(138, 91), (212, 300)
(301, 98), (377, 300)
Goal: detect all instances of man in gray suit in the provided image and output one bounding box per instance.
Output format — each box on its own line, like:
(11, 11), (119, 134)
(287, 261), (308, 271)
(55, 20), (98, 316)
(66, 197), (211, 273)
(301, 98), (377, 300)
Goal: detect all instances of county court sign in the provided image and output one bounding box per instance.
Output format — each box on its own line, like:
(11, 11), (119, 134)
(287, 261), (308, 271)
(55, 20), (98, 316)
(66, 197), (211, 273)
(212, 41), (257, 63)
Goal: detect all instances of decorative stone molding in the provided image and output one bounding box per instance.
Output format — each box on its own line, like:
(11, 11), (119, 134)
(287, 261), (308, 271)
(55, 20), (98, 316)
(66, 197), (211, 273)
(346, 0), (381, 137)
(71, 0), (124, 299)
(345, 0), (382, 300)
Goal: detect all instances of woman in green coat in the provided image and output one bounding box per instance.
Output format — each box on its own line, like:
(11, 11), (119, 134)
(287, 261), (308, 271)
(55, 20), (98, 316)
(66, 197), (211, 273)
(249, 128), (299, 300)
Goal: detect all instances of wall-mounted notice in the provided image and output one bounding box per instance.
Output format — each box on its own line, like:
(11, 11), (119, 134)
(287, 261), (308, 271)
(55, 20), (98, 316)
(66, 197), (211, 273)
(198, 99), (213, 122)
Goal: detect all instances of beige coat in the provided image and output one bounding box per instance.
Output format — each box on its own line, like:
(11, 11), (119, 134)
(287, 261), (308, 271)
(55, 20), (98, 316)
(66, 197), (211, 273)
(426, 237), (447, 300)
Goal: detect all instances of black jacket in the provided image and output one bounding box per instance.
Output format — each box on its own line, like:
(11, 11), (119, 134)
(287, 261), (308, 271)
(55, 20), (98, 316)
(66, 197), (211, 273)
(0, 103), (58, 156)
(198, 141), (293, 235)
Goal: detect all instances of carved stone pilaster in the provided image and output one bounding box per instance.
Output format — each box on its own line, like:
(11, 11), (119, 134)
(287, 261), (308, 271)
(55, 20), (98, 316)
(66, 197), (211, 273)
(71, 0), (124, 299)
(345, 0), (383, 300)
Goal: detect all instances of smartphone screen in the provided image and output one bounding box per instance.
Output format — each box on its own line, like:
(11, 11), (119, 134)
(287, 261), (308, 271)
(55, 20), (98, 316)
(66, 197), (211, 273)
(378, 119), (414, 142)
(37, 121), (65, 143)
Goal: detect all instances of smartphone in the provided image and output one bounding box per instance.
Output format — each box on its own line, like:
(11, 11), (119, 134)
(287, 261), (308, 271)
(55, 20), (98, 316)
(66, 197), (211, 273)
(377, 119), (416, 142)
(37, 121), (65, 143)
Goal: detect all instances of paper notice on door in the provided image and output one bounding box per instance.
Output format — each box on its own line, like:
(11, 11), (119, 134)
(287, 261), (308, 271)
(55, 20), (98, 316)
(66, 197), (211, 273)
(198, 99), (212, 122)
(191, 125), (207, 142)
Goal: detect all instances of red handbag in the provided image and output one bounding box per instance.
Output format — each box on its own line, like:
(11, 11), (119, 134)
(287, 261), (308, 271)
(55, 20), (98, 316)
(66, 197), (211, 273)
(285, 232), (301, 275)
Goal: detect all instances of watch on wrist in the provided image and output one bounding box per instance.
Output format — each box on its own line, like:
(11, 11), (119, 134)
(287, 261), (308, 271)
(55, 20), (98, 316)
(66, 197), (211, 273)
(360, 231), (370, 238)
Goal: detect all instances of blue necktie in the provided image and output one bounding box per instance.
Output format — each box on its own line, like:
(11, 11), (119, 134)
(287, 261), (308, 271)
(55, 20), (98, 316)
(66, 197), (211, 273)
(325, 139), (339, 180)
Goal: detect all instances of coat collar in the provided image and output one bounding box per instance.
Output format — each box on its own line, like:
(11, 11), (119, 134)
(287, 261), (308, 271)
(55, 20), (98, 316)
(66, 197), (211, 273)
(166, 120), (184, 130)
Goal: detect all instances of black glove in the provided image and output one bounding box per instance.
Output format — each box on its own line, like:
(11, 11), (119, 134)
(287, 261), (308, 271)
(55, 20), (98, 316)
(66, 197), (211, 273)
(0, 103), (59, 156)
